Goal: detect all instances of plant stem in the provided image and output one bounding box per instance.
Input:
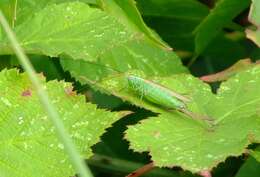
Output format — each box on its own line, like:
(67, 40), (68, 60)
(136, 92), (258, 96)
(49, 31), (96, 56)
(187, 54), (199, 68)
(88, 154), (188, 177)
(0, 11), (93, 177)
(126, 162), (154, 177)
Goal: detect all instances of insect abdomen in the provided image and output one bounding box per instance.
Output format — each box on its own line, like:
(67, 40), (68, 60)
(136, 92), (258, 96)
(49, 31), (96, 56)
(127, 75), (186, 110)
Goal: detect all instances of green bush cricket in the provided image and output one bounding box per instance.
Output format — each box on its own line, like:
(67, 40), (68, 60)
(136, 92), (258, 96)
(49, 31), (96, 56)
(127, 75), (212, 122)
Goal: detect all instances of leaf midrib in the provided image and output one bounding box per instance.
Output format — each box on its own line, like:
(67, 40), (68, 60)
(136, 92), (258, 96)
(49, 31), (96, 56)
(215, 97), (260, 124)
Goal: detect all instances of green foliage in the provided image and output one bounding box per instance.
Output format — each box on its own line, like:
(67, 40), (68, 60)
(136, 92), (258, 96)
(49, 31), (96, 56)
(89, 66), (260, 172)
(61, 38), (186, 82)
(0, 0), (97, 26)
(0, 0), (16, 27)
(0, 2), (186, 82)
(136, 0), (209, 52)
(194, 0), (250, 55)
(97, 0), (170, 49)
(251, 148), (260, 162)
(0, 2), (131, 58)
(235, 157), (260, 177)
(0, 69), (123, 177)
(136, 0), (249, 70)
(235, 149), (260, 177)
(236, 148), (260, 177)
(0, 0), (260, 176)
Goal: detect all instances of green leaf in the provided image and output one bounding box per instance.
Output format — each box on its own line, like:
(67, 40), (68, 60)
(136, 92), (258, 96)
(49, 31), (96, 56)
(61, 39), (187, 82)
(136, 0), (247, 63)
(251, 148), (260, 162)
(235, 149), (260, 177)
(97, 0), (170, 50)
(201, 33), (248, 69)
(0, 56), (11, 70)
(0, 69), (123, 177)
(137, 0), (208, 19)
(0, 2), (132, 58)
(0, 2), (186, 81)
(0, 0), (97, 26)
(27, 55), (63, 80)
(0, 0), (16, 27)
(11, 55), (63, 80)
(246, 0), (260, 47)
(91, 66), (260, 173)
(136, 0), (209, 52)
(194, 0), (250, 55)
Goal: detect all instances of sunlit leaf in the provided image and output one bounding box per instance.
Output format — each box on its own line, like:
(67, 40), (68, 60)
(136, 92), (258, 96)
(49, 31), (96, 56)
(0, 69), (124, 177)
(90, 66), (260, 172)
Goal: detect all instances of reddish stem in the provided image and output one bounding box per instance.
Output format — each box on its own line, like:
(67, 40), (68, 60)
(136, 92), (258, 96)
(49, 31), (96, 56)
(126, 162), (155, 177)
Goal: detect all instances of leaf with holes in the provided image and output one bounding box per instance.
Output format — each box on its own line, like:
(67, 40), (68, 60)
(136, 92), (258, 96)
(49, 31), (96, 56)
(91, 67), (260, 173)
(0, 69), (124, 177)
